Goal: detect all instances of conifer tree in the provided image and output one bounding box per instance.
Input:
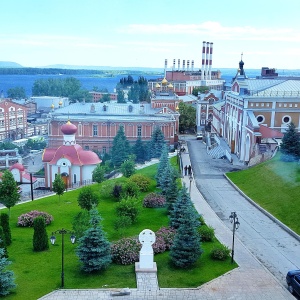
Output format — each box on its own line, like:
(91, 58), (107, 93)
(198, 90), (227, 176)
(280, 122), (300, 161)
(0, 214), (11, 246)
(170, 208), (202, 268)
(0, 170), (20, 216)
(52, 174), (65, 200)
(156, 145), (170, 187)
(76, 208), (111, 273)
(0, 227), (7, 258)
(150, 126), (165, 158)
(133, 136), (146, 164)
(33, 217), (49, 252)
(0, 247), (16, 296)
(170, 185), (200, 229)
(111, 126), (131, 168)
(164, 167), (179, 213)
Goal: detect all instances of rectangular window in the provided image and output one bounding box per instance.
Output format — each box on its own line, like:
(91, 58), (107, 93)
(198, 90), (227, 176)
(137, 125), (142, 137)
(93, 125), (98, 136)
(102, 146), (106, 154)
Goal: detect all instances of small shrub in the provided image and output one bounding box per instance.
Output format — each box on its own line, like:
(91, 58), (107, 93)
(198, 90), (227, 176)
(77, 186), (99, 210)
(112, 184), (123, 200)
(0, 214), (11, 246)
(33, 217), (49, 252)
(121, 181), (139, 198)
(114, 216), (132, 232)
(211, 244), (231, 261)
(155, 226), (176, 250)
(199, 214), (206, 226)
(116, 198), (139, 223)
(17, 211), (53, 227)
(99, 181), (115, 198)
(143, 193), (166, 208)
(198, 225), (215, 242)
(129, 174), (151, 192)
(111, 237), (141, 265)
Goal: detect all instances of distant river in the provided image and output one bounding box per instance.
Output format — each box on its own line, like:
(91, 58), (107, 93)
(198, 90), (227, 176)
(0, 74), (162, 97)
(1, 69), (299, 97)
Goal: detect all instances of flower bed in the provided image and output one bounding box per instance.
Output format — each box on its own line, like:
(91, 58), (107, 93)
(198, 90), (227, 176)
(17, 210), (53, 227)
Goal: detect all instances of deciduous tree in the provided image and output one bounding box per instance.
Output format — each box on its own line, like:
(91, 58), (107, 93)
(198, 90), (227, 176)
(52, 174), (65, 200)
(92, 164), (105, 184)
(78, 186), (99, 211)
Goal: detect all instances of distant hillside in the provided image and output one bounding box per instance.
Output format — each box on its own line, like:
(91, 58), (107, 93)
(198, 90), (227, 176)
(0, 61), (23, 68)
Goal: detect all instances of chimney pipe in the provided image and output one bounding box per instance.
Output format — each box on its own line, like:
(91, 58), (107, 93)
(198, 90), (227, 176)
(173, 59), (175, 71)
(205, 42), (210, 80)
(187, 60), (190, 72)
(191, 60), (194, 72)
(201, 41), (206, 80)
(178, 59), (180, 71)
(182, 60), (186, 71)
(164, 59), (167, 77)
(209, 43), (213, 80)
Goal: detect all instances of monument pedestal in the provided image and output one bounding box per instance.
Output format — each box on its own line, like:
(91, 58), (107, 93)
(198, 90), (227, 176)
(135, 262), (159, 291)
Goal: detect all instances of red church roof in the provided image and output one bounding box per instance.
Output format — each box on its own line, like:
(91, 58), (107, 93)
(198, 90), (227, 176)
(42, 144), (101, 165)
(9, 163), (25, 172)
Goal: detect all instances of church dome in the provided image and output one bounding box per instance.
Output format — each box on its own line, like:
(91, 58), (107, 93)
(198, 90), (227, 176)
(51, 103), (55, 109)
(155, 83), (161, 88)
(61, 120), (77, 135)
(59, 101), (63, 105)
(161, 77), (168, 85)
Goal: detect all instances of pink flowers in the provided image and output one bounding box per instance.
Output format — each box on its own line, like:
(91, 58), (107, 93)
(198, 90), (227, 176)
(143, 193), (166, 208)
(17, 210), (54, 227)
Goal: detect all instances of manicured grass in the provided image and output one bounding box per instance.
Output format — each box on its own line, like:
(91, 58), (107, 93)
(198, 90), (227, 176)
(5, 157), (236, 300)
(226, 154), (300, 235)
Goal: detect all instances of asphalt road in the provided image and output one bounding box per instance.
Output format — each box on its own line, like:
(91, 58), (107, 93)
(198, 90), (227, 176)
(187, 136), (300, 287)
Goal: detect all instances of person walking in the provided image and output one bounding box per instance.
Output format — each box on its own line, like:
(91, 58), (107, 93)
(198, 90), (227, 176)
(188, 165), (192, 176)
(184, 165), (188, 176)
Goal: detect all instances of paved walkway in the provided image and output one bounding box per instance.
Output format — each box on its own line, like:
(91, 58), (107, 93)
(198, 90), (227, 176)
(39, 143), (294, 300)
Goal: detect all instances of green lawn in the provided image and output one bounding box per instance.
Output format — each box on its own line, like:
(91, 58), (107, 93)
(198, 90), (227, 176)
(226, 154), (300, 235)
(4, 158), (236, 300)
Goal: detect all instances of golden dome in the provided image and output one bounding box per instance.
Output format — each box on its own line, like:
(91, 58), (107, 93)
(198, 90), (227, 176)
(168, 83), (173, 88)
(161, 77), (168, 85)
(59, 101), (63, 105)
(175, 104), (179, 111)
(51, 103), (55, 109)
(155, 83), (161, 88)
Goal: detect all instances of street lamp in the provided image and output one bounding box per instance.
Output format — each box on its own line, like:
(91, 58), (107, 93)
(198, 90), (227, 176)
(50, 229), (76, 288)
(189, 173), (193, 194)
(229, 212), (240, 264)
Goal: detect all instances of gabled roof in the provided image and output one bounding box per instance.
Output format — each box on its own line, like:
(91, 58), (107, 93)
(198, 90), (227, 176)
(259, 125), (284, 139)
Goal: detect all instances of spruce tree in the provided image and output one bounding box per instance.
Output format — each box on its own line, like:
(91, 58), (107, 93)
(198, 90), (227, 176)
(0, 227), (7, 258)
(0, 170), (20, 216)
(280, 122), (300, 161)
(133, 137), (146, 164)
(111, 126), (131, 168)
(170, 208), (202, 268)
(76, 208), (111, 273)
(156, 145), (170, 187)
(170, 185), (200, 229)
(0, 214), (11, 246)
(33, 217), (49, 252)
(0, 248), (16, 296)
(52, 174), (65, 200)
(164, 167), (179, 213)
(150, 126), (165, 158)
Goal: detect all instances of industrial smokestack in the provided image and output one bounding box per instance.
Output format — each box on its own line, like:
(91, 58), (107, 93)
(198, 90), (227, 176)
(191, 60), (194, 71)
(173, 59), (175, 71)
(209, 43), (213, 80)
(164, 59), (167, 77)
(201, 41), (206, 80)
(182, 60), (186, 71)
(205, 42), (210, 80)
(178, 59), (180, 71)
(187, 60), (190, 72)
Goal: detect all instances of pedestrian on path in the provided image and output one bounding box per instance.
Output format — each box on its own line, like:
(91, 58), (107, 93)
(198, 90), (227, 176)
(188, 165), (192, 176)
(184, 165), (188, 176)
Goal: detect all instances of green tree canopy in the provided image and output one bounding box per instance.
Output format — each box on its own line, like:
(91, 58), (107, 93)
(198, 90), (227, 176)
(77, 186), (99, 211)
(33, 217), (49, 252)
(192, 86), (209, 96)
(178, 102), (196, 133)
(7, 86), (26, 99)
(133, 136), (147, 164)
(0, 170), (20, 216)
(280, 122), (300, 161)
(92, 164), (105, 184)
(120, 156), (136, 178)
(52, 174), (65, 200)
(117, 90), (126, 103)
(150, 127), (165, 158)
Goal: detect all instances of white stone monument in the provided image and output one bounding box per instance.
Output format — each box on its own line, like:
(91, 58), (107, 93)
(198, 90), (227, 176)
(138, 229), (156, 269)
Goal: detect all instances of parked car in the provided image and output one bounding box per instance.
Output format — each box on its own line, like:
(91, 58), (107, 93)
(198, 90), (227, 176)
(286, 270), (300, 296)
(196, 133), (203, 140)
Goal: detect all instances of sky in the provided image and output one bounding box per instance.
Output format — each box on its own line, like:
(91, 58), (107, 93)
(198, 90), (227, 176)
(1, 0), (300, 70)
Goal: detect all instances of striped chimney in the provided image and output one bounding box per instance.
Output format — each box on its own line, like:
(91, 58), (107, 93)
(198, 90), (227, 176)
(178, 59), (180, 71)
(205, 42), (210, 80)
(187, 60), (190, 72)
(182, 60), (186, 71)
(173, 59), (176, 71)
(191, 60), (194, 71)
(209, 42), (213, 79)
(201, 41), (206, 80)
(164, 59), (168, 77)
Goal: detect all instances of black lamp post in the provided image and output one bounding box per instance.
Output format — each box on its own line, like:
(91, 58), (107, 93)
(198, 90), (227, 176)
(189, 173), (193, 194)
(229, 212), (240, 264)
(50, 229), (76, 288)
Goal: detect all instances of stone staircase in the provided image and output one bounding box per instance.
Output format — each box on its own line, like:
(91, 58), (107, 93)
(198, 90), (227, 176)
(207, 144), (226, 159)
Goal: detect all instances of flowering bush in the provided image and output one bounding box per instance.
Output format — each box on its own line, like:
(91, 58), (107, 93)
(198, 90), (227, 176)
(17, 210), (53, 227)
(111, 237), (141, 265)
(152, 236), (166, 254)
(143, 193), (166, 208)
(129, 174), (151, 192)
(155, 226), (176, 250)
